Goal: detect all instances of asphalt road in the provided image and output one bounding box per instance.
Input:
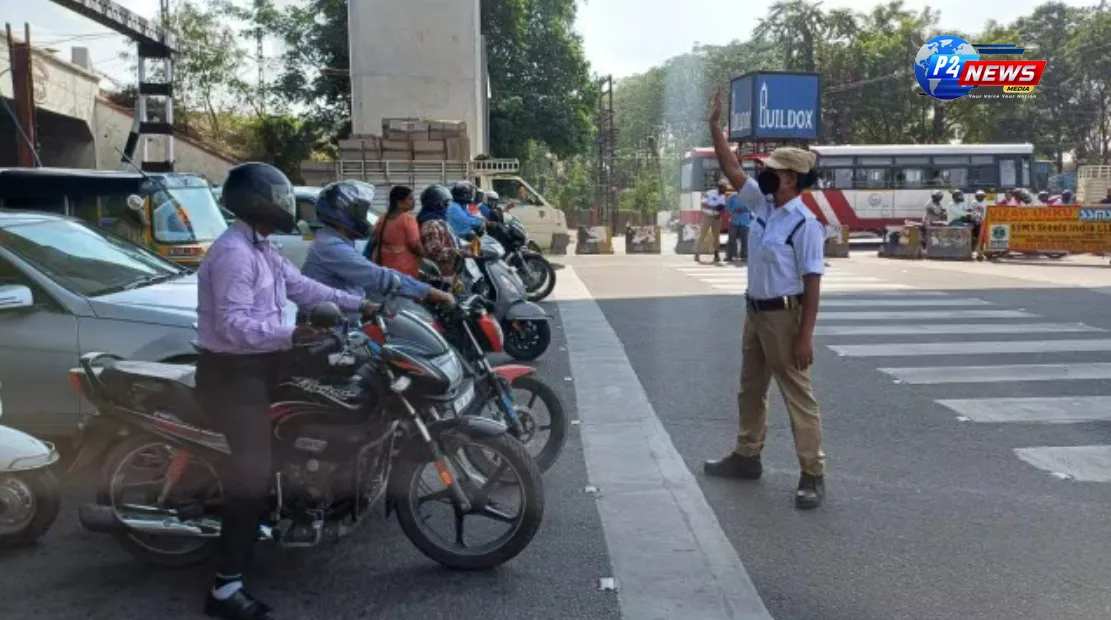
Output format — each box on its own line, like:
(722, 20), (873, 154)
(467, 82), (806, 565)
(575, 251), (1111, 620)
(5, 251), (1111, 620)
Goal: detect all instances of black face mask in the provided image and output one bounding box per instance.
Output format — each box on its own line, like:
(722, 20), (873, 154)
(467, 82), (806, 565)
(757, 169), (780, 195)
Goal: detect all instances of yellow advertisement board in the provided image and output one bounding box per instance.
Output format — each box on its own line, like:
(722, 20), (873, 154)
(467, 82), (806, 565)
(982, 206), (1111, 253)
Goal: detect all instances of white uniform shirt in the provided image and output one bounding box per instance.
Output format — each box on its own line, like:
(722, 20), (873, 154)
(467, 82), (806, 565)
(702, 189), (727, 216)
(735, 178), (825, 299)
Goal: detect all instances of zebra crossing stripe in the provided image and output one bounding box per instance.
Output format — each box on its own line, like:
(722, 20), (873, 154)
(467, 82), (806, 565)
(878, 362), (1111, 384)
(1013, 446), (1111, 482)
(816, 322), (1102, 336)
(934, 396), (1111, 423)
(820, 298), (992, 307)
(830, 338), (1111, 357)
(820, 309), (1037, 321)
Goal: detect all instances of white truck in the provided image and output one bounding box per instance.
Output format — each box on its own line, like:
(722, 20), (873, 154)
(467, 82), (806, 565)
(300, 157), (570, 253)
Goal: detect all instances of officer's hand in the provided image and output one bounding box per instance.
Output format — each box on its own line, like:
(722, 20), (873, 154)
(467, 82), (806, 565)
(793, 334), (814, 371)
(709, 89), (723, 124)
(428, 288), (457, 308)
(360, 301), (381, 319)
(292, 324), (326, 344)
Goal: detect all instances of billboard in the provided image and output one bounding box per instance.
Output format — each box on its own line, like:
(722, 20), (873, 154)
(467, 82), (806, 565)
(729, 71), (821, 141)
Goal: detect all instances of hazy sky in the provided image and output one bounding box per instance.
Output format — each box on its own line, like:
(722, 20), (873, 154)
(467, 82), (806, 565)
(1, 0), (1099, 86)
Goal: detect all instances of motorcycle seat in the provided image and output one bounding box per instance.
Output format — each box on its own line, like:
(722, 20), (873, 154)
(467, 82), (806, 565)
(99, 360), (203, 424)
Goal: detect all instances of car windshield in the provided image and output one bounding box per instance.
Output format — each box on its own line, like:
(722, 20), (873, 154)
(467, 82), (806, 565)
(0, 218), (185, 297)
(148, 176), (227, 244)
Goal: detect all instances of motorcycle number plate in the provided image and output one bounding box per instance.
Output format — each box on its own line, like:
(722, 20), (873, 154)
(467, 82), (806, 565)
(453, 383), (475, 413)
(465, 260), (482, 281)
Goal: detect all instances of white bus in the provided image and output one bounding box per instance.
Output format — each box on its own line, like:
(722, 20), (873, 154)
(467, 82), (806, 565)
(678, 143), (1034, 234)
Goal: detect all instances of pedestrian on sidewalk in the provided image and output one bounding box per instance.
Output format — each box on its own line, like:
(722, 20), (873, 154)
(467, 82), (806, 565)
(694, 178), (728, 263)
(701, 89), (828, 510)
(725, 182), (752, 263)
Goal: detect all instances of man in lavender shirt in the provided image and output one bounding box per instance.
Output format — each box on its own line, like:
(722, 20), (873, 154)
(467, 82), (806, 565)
(195, 163), (376, 620)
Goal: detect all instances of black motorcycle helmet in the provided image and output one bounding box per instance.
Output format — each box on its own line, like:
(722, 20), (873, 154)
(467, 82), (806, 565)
(222, 162), (297, 234)
(315, 180), (375, 239)
(450, 181), (475, 205)
(420, 184), (453, 210)
(474, 189), (486, 205)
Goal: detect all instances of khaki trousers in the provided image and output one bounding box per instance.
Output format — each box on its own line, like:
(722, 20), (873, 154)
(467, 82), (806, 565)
(696, 213), (722, 256)
(736, 306), (825, 476)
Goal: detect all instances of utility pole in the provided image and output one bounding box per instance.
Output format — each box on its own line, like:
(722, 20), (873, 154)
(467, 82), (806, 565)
(254, 0), (265, 114)
(595, 75), (617, 230)
(6, 23), (38, 167)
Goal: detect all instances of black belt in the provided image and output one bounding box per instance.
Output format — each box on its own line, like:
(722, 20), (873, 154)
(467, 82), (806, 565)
(746, 294), (802, 312)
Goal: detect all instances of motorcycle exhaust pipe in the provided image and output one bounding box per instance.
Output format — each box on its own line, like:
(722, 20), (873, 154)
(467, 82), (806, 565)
(78, 504), (273, 540)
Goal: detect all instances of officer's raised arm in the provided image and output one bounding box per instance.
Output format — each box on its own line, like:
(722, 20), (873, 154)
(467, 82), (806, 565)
(707, 89), (748, 192)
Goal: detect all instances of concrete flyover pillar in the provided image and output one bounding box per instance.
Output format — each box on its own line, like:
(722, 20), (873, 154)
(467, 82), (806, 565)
(347, 0), (486, 158)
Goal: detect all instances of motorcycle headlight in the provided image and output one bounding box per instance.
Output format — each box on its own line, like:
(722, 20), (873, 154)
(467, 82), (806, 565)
(431, 351), (464, 386)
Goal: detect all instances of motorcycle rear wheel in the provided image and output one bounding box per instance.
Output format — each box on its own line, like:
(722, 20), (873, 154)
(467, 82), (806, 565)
(393, 433), (544, 570)
(97, 435), (220, 568)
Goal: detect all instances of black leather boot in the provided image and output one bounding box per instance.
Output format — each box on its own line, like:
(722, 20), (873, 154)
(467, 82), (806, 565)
(204, 589), (274, 620)
(703, 453), (763, 479)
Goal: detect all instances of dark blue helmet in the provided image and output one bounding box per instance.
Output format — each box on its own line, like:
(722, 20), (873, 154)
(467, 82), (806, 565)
(450, 180), (475, 204)
(420, 184), (452, 210)
(315, 181), (375, 239)
(222, 162), (296, 233)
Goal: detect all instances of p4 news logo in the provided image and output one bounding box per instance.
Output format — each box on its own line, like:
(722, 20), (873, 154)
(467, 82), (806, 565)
(915, 36), (1046, 101)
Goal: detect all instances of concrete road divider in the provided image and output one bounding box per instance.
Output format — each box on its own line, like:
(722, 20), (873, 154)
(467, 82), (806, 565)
(926, 227), (974, 261)
(673, 223), (701, 254)
(879, 225), (924, 260)
(625, 225), (661, 254)
(550, 232), (570, 255)
(825, 224), (850, 258)
(575, 226), (614, 254)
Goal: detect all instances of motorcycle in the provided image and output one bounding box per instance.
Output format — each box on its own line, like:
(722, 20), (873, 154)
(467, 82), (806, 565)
(488, 211), (556, 302)
(0, 381), (62, 548)
(68, 280), (544, 570)
(389, 260), (568, 473)
(458, 233), (552, 361)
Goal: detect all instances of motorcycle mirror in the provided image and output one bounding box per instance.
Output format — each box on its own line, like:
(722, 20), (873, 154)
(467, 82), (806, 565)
(419, 258), (443, 278)
(309, 302), (344, 328)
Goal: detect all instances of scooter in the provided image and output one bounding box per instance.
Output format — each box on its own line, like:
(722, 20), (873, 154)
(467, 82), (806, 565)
(459, 233), (552, 361)
(0, 381), (62, 548)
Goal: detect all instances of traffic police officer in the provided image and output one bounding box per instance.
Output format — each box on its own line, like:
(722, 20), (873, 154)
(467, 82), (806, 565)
(702, 89), (827, 510)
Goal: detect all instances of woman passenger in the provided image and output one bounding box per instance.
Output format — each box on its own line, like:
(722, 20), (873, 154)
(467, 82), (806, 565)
(370, 185), (423, 277)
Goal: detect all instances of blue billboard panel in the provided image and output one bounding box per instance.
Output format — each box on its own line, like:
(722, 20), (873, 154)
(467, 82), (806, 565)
(729, 71), (821, 141)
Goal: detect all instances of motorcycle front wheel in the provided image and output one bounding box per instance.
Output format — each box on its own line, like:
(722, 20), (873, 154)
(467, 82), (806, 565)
(502, 320), (552, 361)
(523, 255), (556, 302)
(0, 469), (61, 548)
(392, 432), (544, 570)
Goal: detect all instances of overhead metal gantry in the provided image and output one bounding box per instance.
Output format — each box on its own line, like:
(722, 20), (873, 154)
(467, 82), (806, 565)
(49, 0), (177, 172)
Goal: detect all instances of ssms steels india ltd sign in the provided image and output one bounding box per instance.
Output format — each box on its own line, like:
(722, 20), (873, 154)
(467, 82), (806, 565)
(729, 71), (821, 142)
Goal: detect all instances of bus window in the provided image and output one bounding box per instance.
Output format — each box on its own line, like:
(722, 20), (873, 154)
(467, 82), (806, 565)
(937, 168), (968, 188)
(999, 159), (1017, 187)
(896, 168), (927, 188)
(855, 168), (889, 189)
(680, 162), (696, 192)
(1021, 159), (1031, 188)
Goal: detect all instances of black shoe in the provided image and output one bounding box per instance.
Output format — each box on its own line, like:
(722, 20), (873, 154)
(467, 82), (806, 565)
(795, 474), (825, 510)
(204, 589), (274, 620)
(703, 453), (763, 479)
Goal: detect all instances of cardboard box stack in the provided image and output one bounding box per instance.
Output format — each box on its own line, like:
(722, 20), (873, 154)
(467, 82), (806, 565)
(336, 118), (472, 162)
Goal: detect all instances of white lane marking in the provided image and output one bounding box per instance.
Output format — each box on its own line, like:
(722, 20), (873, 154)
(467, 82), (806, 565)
(1013, 446), (1111, 482)
(830, 338), (1111, 357)
(820, 298), (992, 307)
(820, 310), (1038, 321)
(823, 290), (950, 297)
(553, 267), (773, 620)
(878, 362), (1111, 384)
(934, 396), (1111, 423)
(816, 322), (1103, 336)
(708, 283), (916, 294)
(698, 276), (885, 284)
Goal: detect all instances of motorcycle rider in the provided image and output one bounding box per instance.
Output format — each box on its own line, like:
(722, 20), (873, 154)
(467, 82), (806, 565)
(300, 180), (455, 311)
(1061, 189), (1074, 205)
(482, 190), (501, 219)
(948, 189), (969, 224)
(195, 163), (378, 620)
(1036, 190), (1050, 206)
(970, 189), (989, 217)
(447, 181), (486, 238)
(419, 184), (467, 277)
